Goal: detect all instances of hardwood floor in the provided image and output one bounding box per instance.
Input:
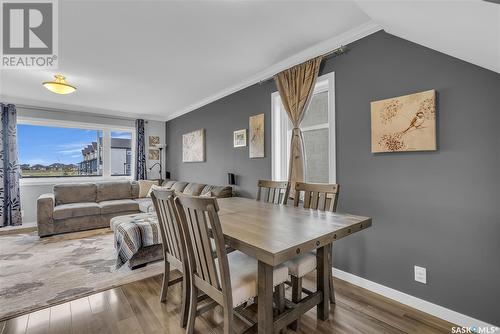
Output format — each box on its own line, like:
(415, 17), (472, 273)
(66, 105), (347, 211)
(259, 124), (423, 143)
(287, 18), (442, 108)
(0, 271), (455, 334)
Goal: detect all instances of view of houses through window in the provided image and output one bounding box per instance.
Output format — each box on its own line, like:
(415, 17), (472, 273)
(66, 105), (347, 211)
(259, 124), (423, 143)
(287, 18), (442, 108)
(18, 123), (133, 178)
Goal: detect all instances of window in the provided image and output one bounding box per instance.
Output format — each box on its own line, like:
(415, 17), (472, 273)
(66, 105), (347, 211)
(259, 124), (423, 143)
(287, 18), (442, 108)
(272, 72), (335, 183)
(17, 120), (135, 179)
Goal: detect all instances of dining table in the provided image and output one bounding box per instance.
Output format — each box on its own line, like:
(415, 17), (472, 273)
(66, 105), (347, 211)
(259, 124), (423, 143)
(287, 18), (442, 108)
(216, 197), (372, 333)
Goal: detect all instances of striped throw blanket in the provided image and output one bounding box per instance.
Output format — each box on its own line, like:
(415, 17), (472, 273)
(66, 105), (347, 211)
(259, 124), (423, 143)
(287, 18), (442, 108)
(112, 213), (161, 268)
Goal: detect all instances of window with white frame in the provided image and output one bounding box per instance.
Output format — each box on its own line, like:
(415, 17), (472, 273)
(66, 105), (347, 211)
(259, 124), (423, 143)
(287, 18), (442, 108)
(17, 119), (135, 179)
(272, 72), (335, 183)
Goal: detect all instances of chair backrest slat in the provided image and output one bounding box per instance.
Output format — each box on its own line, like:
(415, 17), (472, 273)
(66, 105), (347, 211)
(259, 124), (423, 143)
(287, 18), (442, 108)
(318, 192), (327, 211)
(165, 201), (180, 259)
(175, 195), (230, 299)
(293, 182), (340, 213)
(310, 191), (319, 210)
(256, 180), (290, 205)
(196, 209), (220, 288)
(186, 207), (209, 283)
(303, 190), (311, 208)
(151, 188), (183, 267)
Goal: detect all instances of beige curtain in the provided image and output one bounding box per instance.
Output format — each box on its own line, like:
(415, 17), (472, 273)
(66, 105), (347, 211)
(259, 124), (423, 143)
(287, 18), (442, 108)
(274, 57), (322, 196)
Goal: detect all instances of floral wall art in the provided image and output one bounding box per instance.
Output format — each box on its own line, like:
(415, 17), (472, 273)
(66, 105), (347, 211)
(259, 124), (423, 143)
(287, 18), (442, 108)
(249, 114), (264, 158)
(371, 89), (436, 153)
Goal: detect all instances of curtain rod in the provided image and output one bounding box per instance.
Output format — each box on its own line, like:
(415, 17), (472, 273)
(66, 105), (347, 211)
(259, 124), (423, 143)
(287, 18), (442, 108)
(259, 45), (348, 85)
(15, 104), (140, 122)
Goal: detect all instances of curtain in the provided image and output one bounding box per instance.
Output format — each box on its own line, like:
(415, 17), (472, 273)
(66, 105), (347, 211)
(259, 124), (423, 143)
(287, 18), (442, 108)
(0, 104), (22, 227)
(274, 57), (322, 196)
(135, 119), (147, 180)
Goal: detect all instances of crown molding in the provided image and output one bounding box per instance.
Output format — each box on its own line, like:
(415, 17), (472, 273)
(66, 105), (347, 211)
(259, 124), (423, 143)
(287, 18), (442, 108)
(165, 20), (382, 122)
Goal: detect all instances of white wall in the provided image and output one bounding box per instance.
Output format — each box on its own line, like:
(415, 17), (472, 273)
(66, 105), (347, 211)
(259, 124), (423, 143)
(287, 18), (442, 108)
(144, 120), (166, 180)
(17, 107), (165, 224)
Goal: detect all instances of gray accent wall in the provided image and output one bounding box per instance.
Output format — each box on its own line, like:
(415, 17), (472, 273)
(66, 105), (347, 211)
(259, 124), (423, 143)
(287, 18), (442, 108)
(166, 83), (275, 198)
(166, 31), (500, 325)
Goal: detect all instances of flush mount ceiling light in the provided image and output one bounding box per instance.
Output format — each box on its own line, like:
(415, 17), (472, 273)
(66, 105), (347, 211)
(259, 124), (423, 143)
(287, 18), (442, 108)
(43, 74), (76, 94)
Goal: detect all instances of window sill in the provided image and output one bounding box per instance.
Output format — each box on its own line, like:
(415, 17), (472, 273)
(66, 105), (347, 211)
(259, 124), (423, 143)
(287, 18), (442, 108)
(20, 175), (133, 186)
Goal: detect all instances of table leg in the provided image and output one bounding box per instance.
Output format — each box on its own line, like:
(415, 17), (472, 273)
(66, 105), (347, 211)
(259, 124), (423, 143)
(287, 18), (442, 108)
(316, 244), (331, 320)
(258, 260), (274, 333)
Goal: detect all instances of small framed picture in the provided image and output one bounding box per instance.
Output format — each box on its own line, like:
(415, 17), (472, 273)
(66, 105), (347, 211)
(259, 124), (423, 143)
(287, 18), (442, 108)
(149, 149), (160, 160)
(233, 129), (247, 148)
(149, 136), (160, 147)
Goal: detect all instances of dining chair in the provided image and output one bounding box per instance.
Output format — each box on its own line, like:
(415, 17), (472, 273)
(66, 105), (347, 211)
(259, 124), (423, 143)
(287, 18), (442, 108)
(288, 182), (340, 315)
(174, 194), (289, 334)
(292, 182), (340, 212)
(150, 188), (190, 328)
(256, 180), (290, 205)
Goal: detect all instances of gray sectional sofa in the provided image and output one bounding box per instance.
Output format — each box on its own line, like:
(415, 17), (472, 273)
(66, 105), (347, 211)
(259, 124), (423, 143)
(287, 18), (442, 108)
(37, 179), (232, 237)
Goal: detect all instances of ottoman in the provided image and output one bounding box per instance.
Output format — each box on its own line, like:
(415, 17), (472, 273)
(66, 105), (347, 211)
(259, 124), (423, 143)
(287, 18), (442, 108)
(111, 212), (164, 269)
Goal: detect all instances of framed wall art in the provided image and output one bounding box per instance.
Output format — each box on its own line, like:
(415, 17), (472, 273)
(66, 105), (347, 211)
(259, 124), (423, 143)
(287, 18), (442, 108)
(249, 114), (264, 158)
(148, 149), (160, 160)
(149, 135), (160, 147)
(233, 129), (247, 147)
(371, 89), (436, 153)
(182, 129), (205, 162)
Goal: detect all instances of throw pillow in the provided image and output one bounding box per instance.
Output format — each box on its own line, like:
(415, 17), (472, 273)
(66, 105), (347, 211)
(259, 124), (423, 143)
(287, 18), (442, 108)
(138, 180), (157, 198)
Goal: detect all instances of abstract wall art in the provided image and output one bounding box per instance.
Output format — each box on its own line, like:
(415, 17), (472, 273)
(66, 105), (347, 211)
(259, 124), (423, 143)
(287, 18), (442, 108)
(182, 129), (205, 162)
(148, 149), (159, 160)
(149, 135), (160, 147)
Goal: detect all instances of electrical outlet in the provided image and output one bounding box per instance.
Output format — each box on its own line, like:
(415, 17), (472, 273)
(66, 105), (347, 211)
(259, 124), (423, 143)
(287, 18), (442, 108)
(414, 265), (427, 284)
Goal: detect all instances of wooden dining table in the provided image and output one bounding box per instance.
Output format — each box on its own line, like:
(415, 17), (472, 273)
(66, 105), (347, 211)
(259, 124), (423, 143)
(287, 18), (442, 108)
(216, 197), (372, 333)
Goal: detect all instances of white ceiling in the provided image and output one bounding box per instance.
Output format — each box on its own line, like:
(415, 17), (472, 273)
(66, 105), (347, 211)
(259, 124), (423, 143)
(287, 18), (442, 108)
(355, 0), (500, 74)
(1, 0), (498, 121)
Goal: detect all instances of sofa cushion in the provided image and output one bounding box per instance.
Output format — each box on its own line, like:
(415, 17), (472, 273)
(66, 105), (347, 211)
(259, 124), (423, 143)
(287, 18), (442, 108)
(162, 180), (177, 188)
(171, 181), (189, 193)
(183, 183), (206, 196)
(54, 183), (96, 205)
(137, 180), (158, 198)
(53, 202), (100, 220)
(96, 181), (132, 202)
(98, 199), (139, 215)
(201, 185), (232, 198)
(134, 198), (154, 213)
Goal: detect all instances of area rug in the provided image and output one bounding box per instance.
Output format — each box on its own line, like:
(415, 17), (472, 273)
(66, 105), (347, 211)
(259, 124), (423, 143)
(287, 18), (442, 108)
(0, 228), (163, 321)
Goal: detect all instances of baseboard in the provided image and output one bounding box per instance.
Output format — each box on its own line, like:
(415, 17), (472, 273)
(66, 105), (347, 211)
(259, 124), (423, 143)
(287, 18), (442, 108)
(332, 268), (498, 329)
(0, 222), (37, 236)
